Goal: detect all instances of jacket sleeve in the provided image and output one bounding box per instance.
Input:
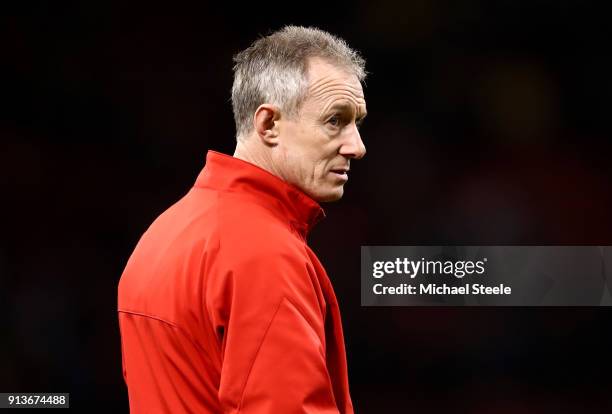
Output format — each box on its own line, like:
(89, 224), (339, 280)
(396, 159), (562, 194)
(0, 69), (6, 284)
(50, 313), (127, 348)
(206, 247), (340, 414)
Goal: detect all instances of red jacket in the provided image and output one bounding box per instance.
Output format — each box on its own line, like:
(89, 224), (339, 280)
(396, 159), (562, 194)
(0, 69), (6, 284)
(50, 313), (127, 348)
(118, 151), (354, 413)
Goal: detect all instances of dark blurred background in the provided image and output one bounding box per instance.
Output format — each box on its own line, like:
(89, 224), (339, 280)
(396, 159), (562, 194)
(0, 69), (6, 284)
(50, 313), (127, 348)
(2, 1), (612, 412)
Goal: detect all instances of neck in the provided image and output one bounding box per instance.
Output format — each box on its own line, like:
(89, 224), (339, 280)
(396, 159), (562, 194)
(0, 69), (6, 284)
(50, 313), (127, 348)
(233, 137), (285, 181)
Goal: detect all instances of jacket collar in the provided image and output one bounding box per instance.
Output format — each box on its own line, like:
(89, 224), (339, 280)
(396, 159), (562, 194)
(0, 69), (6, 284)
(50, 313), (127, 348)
(194, 150), (325, 237)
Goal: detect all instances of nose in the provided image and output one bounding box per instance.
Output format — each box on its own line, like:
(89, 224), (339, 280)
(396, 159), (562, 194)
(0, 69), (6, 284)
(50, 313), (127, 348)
(339, 125), (366, 160)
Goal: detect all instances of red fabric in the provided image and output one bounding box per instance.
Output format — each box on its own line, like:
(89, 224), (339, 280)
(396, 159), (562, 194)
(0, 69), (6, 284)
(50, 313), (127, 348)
(118, 151), (354, 414)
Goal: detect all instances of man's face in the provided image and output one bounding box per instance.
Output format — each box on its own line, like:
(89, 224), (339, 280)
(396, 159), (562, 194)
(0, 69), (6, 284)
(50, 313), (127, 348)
(274, 57), (367, 202)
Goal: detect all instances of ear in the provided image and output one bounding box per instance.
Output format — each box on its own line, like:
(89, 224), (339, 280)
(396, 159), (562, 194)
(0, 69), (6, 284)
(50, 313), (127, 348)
(253, 104), (281, 146)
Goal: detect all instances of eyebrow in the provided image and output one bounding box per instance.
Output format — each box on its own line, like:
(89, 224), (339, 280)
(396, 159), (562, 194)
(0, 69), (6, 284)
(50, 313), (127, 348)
(327, 102), (367, 122)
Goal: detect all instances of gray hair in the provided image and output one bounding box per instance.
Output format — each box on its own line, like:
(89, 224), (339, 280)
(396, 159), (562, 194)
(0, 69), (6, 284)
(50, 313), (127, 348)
(231, 26), (366, 140)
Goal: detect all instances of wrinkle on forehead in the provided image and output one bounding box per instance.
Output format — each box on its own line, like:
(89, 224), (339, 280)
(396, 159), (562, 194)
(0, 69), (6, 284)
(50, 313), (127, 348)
(308, 76), (364, 100)
(303, 58), (366, 119)
(311, 83), (366, 118)
(306, 74), (366, 119)
(307, 58), (363, 93)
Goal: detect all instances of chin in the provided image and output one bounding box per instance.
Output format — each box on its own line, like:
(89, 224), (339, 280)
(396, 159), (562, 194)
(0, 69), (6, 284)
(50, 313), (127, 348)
(311, 187), (344, 203)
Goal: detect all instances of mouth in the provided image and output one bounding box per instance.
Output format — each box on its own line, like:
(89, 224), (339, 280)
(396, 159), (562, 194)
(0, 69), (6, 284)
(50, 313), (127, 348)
(330, 168), (349, 181)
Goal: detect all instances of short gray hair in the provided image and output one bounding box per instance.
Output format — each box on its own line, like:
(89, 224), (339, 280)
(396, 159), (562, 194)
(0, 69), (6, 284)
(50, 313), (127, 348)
(231, 26), (366, 139)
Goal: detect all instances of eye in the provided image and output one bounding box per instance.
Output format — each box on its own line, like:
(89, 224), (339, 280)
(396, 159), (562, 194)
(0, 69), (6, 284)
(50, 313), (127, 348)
(327, 115), (341, 127)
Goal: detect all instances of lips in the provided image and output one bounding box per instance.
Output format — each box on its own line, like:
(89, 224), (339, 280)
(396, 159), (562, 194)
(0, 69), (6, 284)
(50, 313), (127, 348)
(330, 167), (350, 174)
(330, 167), (349, 181)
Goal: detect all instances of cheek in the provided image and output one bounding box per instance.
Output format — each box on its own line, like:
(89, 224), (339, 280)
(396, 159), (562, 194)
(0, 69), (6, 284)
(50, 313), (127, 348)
(285, 125), (336, 182)
(296, 153), (327, 185)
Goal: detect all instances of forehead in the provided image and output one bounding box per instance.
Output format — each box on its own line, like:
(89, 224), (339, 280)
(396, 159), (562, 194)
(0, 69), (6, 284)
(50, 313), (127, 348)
(304, 57), (365, 109)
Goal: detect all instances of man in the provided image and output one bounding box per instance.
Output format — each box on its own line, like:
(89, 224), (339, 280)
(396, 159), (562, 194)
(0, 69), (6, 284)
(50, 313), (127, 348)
(118, 26), (367, 413)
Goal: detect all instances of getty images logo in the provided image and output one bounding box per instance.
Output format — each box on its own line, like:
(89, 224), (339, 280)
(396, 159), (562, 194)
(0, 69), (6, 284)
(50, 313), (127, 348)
(372, 257), (488, 279)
